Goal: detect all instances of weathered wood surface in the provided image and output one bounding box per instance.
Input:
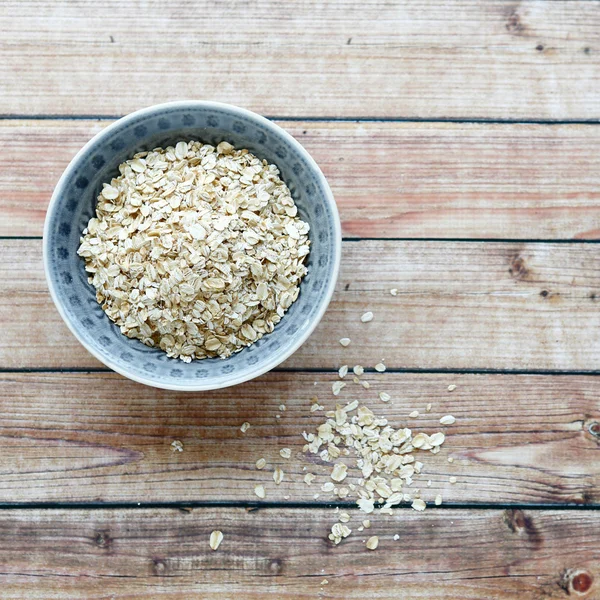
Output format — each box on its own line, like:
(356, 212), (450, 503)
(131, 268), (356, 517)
(4, 119), (600, 239)
(0, 372), (598, 505)
(0, 507), (598, 599)
(2, 239), (599, 371)
(1, 1), (599, 119)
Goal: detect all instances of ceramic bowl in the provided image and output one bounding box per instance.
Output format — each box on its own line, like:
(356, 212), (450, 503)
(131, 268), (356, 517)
(44, 101), (341, 390)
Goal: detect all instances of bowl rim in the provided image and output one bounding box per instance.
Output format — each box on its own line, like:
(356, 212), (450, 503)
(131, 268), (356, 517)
(43, 100), (342, 391)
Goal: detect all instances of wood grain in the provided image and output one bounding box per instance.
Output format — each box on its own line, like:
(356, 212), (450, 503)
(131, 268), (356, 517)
(4, 119), (600, 239)
(0, 507), (598, 599)
(0, 371), (598, 504)
(1, 1), (599, 119)
(2, 239), (600, 371)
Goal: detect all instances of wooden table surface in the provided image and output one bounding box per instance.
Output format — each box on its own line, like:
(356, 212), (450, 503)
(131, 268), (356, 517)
(1, 1), (599, 598)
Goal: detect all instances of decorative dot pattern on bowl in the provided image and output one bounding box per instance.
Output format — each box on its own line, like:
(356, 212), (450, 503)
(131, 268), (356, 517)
(44, 101), (341, 391)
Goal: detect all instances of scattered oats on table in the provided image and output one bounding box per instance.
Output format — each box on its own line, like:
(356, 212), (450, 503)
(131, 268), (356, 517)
(77, 140), (310, 362)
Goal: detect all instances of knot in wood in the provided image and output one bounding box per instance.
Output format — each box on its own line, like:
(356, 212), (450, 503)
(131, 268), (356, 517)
(562, 569), (594, 596)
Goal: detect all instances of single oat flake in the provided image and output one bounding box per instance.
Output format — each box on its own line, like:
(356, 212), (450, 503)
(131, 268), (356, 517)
(240, 422), (250, 433)
(255, 458), (266, 470)
(366, 536), (379, 550)
(78, 141), (310, 362)
(273, 467), (284, 485)
(170, 440), (184, 453)
(254, 485), (266, 499)
(209, 530), (223, 551)
(339, 338), (351, 347)
(440, 415), (456, 425)
(411, 498), (426, 512)
(360, 311), (374, 323)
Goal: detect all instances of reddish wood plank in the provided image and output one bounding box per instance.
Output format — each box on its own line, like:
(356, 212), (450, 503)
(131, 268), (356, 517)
(2, 240), (600, 371)
(0, 507), (598, 599)
(3, 119), (600, 239)
(0, 1), (599, 119)
(0, 372), (598, 504)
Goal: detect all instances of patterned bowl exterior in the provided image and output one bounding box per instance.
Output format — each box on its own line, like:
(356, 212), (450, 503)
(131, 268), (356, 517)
(44, 102), (341, 390)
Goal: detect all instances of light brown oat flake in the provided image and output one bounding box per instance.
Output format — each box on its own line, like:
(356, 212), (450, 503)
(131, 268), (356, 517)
(366, 536), (379, 550)
(447, 384), (457, 392)
(332, 381), (346, 396)
(411, 498), (426, 511)
(449, 476), (457, 484)
(280, 448), (292, 459)
(254, 485), (266, 499)
(170, 440), (184, 453)
(331, 463), (348, 482)
(255, 458), (267, 470)
(304, 473), (316, 485)
(435, 494), (443, 505)
(379, 391), (391, 402)
(240, 422), (250, 433)
(361, 311), (374, 323)
(339, 337), (351, 347)
(273, 467), (284, 485)
(374, 362), (386, 372)
(209, 530), (223, 551)
(409, 410), (419, 418)
(440, 415), (456, 425)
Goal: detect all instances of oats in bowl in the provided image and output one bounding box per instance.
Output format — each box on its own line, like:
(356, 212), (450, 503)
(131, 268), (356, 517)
(77, 140), (310, 362)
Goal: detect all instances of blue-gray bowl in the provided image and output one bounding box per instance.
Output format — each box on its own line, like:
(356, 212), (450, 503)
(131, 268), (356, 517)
(44, 101), (341, 390)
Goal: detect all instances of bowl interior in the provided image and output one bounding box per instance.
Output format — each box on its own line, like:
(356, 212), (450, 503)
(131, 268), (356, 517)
(45, 103), (339, 390)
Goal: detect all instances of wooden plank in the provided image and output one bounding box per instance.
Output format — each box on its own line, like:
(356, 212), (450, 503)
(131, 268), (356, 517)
(0, 507), (598, 599)
(2, 239), (600, 371)
(1, 1), (599, 119)
(4, 119), (600, 239)
(0, 371), (598, 504)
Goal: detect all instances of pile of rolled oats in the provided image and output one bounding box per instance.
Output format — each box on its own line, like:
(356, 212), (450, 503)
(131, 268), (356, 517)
(78, 140), (310, 361)
(303, 397), (446, 522)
